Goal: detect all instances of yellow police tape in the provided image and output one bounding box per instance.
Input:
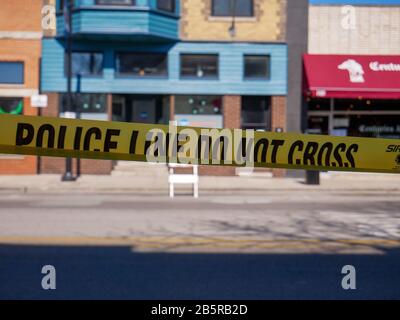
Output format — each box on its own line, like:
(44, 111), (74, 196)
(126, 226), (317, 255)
(0, 114), (399, 173)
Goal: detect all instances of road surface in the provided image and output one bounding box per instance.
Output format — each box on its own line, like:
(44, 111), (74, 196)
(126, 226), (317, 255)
(0, 191), (399, 299)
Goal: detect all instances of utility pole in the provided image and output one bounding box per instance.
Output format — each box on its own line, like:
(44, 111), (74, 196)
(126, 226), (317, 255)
(61, 0), (76, 182)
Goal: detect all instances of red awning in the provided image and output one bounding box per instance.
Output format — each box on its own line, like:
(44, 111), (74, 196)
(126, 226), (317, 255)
(303, 54), (400, 99)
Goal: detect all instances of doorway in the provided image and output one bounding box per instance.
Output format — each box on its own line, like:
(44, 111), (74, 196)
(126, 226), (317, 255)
(112, 94), (169, 124)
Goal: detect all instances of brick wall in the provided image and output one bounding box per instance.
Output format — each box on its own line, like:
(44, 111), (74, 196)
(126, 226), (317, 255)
(198, 95), (241, 176)
(0, 0), (42, 175)
(223, 95), (241, 129)
(0, 0), (43, 32)
(39, 93), (113, 175)
(271, 95), (287, 177)
(181, 0), (286, 42)
(0, 40), (41, 91)
(40, 157), (113, 175)
(271, 96), (286, 132)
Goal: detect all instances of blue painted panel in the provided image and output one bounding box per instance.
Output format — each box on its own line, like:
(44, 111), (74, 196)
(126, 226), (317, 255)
(57, 0), (179, 15)
(41, 39), (287, 96)
(148, 13), (179, 39)
(57, 10), (178, 39)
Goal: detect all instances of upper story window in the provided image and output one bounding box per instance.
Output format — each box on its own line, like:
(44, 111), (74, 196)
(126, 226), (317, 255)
(116, 53), (168, 77)
(95, 0), (135, 5)
(211, 0), (253, 17)
(157, 0), (175, 13)
(67, 52), (104, 77)
(0, 62), (24, 84)
(180, 54), (219, 79)
(244, 55), (270, 80)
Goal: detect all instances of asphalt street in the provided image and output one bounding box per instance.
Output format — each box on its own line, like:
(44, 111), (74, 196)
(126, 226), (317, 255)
(0, 191), (399, 299)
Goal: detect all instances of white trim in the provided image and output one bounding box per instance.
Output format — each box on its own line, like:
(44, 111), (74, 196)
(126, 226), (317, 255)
(308, 111), (400, 116)
(0, 154), (25, 160)
(0, 31), (43, 40)
(311, 87), (400, 92)
(0, 88), (38, 97)
(208, 17), (257, 22)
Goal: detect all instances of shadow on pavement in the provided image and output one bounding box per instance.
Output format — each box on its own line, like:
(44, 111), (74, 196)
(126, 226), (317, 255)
(0, 244), (399, 300)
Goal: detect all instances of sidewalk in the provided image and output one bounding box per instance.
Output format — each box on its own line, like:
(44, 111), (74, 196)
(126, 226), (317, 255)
(0, 171), (399, 194)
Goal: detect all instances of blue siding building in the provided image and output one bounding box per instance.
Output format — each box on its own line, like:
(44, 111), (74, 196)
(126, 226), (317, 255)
(40, 0), (288, 174)
(42, 40), (287, 96)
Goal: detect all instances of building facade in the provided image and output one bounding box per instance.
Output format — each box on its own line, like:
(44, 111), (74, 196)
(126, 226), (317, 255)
(305, 0), (400, 141)
(0, 0), (45, 174)
(40, 0), (289, 176)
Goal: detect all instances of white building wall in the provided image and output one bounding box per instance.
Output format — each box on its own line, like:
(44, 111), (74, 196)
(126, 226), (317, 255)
(309, 5), (400, 54)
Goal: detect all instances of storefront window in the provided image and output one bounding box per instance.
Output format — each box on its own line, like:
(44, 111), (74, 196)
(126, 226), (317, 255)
(244, 55), (270, 79)
(60, 93), (107, 114)
(0, 62), (24, 84)
(308, 116), (329, 135)
(175, 96), (222, 115)
(347, 115), (400, 139)
(308, 98), (400, 139)
(180, 54), (219, 79)
(334, 99), (400, 112)
(308, 98), (330, 111)
(175, 96), (223, 128)
(116, 53), (168, 77)
(211, 0), (253, 17)
(0, 98), (23, 115)
(67, 52), (103, 76)
(241, 96), (271, 131)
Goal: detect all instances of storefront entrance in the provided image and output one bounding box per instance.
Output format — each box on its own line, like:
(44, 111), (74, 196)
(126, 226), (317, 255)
(304, 54), (400, 140)
(112, 95), (169, 124)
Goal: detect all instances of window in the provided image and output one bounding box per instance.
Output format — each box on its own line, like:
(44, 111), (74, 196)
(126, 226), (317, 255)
(241, 96), (271, 130)
(175, 96), (222, 115)
(212, 0), (253, 17)
(66, 52), (103, 77)
(116, 53), (168, 77)
(0, 98), (23, 115)
(61, 93), (107, 114)
(59, 0), (75, 11)
(95, 0), (134, 5)
(157, 0), (175, 13)
(0, 62), (24, 84)
(180, 54), (218, 79)
(244, 55), (270, 79)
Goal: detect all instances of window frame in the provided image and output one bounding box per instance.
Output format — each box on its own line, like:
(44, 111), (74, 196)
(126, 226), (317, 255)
(180, 54), (219, 80)
(156, 0), (175, 13)
(0, 61), (24, 85)
(115, 52), (169, 78)
(241, 96), (271, 131)
(95, 0), (135, 6)
(211, 0), (254, 17)
(65, 51), (104, 78)
(243, 54), (271, 80)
